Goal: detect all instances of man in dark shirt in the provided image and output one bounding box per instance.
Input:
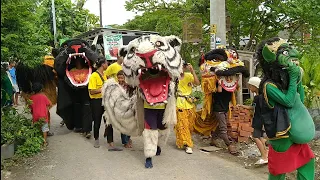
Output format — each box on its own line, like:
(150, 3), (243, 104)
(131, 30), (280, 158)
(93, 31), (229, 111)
(211, 84), (238, 155)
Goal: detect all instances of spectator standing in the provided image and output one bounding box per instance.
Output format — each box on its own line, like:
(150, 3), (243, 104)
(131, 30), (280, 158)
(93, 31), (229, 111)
(8, 61), (19, 106)
(238, 77), (268, 165)
(29, 83), (52, 146)
(88, 57), (108, 148)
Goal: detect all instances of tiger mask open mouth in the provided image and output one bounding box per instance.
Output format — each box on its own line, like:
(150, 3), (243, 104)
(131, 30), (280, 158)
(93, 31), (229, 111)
(119, 35), (183, 105)
(200, 48), (249, 92)
(55, 39), (98, 88)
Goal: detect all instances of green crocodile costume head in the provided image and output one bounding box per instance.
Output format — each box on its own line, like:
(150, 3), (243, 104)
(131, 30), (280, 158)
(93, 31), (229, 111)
(257, 37), (302, 91)
(262, 38), (301, 68)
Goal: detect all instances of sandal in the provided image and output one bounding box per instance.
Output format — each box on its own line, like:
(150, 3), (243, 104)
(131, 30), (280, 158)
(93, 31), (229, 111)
(47, 132), (54, 136)
(254, 158), (268, 165)
(210, 138), (219, 146)
(124, 144), (132, 148)
(228, 144), (239, 156)
(43, 141), (49, 147)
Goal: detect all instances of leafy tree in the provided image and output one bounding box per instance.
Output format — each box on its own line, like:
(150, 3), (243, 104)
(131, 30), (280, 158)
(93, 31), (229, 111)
(123, 0), (211, 65)
(300, 50), (320, 108)
(39, 0), (99, 46)
(1, 0), (99, 66)
(226, 0), (289, 50)
(1, 0), (51, 65)
(123, 0), (320, 106)
(227, 0), (320, 51)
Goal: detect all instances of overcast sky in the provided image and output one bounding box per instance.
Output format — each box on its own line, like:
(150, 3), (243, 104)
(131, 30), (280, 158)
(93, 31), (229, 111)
(82, 0), (138, 26)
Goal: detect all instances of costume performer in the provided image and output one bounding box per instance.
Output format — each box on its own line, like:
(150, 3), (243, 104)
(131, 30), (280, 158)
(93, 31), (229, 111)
(54, 39), (98, 132)
(16, 53), (58, 106)
(175, 61), (200, 154)
(256, 37), (315, 180)
(102, 35), (183, 168)
(193, 48), (249, 154)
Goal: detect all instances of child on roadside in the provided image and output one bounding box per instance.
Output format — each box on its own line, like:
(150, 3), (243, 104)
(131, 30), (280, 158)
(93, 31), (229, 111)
(238, 77), (268, 165)
(29, 82), (52, 146)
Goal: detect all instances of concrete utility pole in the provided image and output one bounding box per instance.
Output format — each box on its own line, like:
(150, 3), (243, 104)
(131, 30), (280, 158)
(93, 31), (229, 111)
(51, 0), (57, 46)
(210, 0), (226, 49)
(99, 0), (103, 27)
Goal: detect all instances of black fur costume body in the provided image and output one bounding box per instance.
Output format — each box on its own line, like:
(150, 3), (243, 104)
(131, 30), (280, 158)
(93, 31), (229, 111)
(54, 39), (98, 130)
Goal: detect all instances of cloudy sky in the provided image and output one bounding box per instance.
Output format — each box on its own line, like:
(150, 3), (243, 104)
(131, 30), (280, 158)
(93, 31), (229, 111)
(82, 0), (139, 26)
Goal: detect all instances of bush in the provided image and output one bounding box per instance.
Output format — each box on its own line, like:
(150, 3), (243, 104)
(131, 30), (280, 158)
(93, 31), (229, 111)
(1, 105), (44, 159)
(243, 98), (253, 106)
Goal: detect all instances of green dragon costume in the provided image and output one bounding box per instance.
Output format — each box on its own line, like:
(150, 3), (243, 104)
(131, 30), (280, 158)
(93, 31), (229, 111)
(256, 37), (315, 180)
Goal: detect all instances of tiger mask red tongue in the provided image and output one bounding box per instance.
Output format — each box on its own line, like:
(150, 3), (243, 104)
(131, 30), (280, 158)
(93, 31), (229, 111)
(139, 67), (170, 104)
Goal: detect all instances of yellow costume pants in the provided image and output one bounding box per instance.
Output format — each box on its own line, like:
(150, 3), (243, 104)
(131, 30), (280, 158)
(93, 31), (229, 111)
(175, 108), (196, 148)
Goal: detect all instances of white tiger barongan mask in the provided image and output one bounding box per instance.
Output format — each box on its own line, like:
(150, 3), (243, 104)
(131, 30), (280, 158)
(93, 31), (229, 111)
(119, 35), (183, 105)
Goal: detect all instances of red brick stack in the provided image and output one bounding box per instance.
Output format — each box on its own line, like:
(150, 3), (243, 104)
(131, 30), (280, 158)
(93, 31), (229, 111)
(227, 106), (254, 143)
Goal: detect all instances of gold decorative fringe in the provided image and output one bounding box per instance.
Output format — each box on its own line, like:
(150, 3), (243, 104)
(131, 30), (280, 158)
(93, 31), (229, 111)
(194, 111), (218, 136)
(200, 76), (217, 120)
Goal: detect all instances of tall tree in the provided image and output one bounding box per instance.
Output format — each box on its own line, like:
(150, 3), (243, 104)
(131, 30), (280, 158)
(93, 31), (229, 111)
(1, 0), (99, 65)
(1, 0), (50, 65)
(40, 0), (99, 46)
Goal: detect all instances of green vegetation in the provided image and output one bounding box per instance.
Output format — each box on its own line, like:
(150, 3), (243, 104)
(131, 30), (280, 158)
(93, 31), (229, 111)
(1, 0), (99, 66)
(1, 104), (46, 169)
(300, 49), (320, 108)
(121, 0), (319, 106)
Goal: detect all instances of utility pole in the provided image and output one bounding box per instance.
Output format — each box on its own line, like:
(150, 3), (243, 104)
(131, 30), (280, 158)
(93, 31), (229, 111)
(210, 0), (226, 49)
(99, 0), (103, 27)
(51, 0), (57, 46)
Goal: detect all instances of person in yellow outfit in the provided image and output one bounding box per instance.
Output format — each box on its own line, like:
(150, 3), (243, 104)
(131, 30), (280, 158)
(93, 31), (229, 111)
(104, 54), (123, 80)
(175, 61), (200, 154)
(88, 57), (108, 148)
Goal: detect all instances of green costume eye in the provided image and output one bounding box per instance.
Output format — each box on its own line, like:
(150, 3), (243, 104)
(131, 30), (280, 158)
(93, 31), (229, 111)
(282, 51), (289, 56)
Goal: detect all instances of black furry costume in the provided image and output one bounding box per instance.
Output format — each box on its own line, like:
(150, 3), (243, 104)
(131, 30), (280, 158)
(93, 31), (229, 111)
(54, 39), (98, 130)
(16, 59), (57, 105)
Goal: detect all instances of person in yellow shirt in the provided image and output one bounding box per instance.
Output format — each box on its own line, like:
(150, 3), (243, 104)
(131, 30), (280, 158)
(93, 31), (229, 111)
(175, 61), (200, 154)
(104, 55), (123, 80)
(88, 57), (108, 148)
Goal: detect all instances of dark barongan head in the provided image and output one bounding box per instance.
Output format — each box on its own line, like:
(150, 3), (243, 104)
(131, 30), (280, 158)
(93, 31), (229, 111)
(54, 39), (98, 88)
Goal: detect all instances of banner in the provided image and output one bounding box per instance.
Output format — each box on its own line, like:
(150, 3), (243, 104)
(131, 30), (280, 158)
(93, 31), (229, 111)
(103, 34), (123, 60)
(182, 16), (203, 43)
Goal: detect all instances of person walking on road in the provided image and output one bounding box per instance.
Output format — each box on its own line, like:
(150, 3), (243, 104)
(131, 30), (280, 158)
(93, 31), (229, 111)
(175, 62), (200, 154)
(88, 57), (109, 148)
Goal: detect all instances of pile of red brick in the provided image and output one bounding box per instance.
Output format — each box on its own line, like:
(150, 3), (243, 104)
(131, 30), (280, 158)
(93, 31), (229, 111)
(227, 106), (254, 143)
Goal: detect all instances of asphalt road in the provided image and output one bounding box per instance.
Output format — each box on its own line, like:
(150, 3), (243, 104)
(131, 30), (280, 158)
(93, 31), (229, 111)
(4, 105), (268, 180)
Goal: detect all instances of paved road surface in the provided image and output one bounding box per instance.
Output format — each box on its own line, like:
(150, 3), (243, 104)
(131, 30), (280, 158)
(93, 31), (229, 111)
(4, 105), (268, 180)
